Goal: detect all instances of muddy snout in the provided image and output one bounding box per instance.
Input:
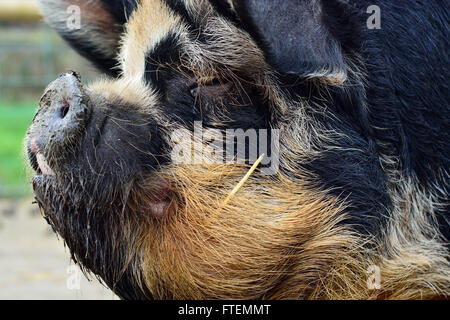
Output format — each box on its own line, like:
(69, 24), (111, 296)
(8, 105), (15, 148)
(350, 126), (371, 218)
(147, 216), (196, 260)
(27, 72), (92, 174)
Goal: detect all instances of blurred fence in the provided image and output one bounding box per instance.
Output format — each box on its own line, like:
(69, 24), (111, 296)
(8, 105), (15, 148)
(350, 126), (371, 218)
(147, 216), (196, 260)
(0, 22), (99, 102)
(0, 24), (60, 101)
(0, 1), (99, 197)
(0, 0), (99, 102)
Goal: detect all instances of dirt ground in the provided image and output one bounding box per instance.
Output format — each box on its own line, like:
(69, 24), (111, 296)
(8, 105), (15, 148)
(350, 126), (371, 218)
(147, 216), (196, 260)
(0, 198), (118, 300)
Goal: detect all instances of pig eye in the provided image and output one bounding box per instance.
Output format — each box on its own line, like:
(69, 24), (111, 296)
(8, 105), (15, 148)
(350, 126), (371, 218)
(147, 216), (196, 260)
(189, 78), (231, 98)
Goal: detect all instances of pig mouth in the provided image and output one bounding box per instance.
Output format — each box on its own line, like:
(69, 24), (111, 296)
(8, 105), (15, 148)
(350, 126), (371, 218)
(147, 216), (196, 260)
(28, 142), (172, 220)
(28, 138), (55, 177)
(28, 140), (57, 209)
(28, 137), (172, 220)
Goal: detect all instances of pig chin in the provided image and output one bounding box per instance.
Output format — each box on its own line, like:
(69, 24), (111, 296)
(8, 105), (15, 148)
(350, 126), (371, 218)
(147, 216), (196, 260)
(31, 174), (155, 299)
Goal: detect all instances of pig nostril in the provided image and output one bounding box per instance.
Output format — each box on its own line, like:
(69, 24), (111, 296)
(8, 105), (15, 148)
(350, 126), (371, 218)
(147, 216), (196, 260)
(31, 73), (92, 161)
(58, 102), (70, 119)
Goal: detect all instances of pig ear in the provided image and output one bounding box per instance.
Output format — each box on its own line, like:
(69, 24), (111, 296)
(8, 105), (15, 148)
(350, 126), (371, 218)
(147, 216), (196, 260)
(232, 0), (348, 84)
(38, 0), (137, 77)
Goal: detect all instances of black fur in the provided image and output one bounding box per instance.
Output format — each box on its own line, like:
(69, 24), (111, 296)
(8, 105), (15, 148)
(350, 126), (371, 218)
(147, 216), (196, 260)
(233, 0), (449, 239)
(234, 0), (347, 77)
(99, 0), (139, 24)
(59, 32), (121, 77)
(354, 0), (449, 240)
(144, 32), (183, 94)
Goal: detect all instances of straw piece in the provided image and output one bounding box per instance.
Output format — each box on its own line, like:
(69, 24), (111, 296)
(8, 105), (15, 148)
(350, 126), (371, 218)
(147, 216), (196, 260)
(222, 154), (265, 206)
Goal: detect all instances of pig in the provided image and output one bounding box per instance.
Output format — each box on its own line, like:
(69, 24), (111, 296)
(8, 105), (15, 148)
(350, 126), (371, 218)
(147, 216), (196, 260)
(26, 0), (449, 299)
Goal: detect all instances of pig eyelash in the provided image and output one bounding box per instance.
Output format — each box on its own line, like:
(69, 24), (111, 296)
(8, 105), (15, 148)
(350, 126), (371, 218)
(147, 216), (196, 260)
(189, 77), (232, 99)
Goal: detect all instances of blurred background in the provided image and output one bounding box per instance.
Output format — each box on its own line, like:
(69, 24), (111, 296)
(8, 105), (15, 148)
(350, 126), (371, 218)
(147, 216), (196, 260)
(0, 0), (117, 299)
